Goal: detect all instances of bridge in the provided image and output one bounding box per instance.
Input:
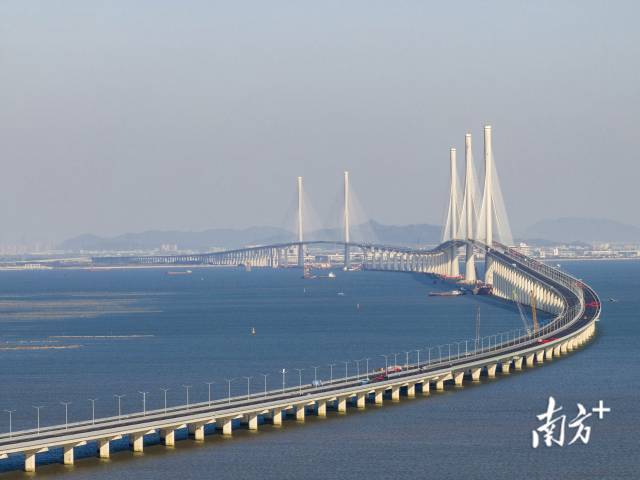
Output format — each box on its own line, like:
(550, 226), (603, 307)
(0, 126), (600, 473)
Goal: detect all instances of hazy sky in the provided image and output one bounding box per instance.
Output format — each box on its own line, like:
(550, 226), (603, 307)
(1, 1), (638, 243)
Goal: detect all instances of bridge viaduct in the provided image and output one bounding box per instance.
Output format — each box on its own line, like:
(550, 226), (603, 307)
(0, 126), (600, 472)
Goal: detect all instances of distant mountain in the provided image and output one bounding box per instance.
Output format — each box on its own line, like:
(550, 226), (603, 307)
(59, 226), (294, 252)
(522, 218), (640, 243)
(59, 221), (443, 252)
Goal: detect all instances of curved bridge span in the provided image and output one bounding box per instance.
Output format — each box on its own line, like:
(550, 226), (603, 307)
(2, 239), (600, 473)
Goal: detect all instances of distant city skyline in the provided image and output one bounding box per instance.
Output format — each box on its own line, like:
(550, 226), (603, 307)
(1, 1), (638, 243)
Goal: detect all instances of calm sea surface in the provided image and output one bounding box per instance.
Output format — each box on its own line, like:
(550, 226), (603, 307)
(0, 261), (638, 479)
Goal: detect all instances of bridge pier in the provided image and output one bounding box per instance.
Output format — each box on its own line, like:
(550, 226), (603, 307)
(454, 371), (464, 386)
(98, 439), (110, 458)
(501, 360), (511, 374)
(421, 380), (430, 395)
(435, 378), (445, 390)
(407, 383), (416, 397)
(63, 445), (74, 465)
(24, 451), (36, 472)
(545, 347), (554, 360)
(160, 428), (176, 446)
(296, 406), (305, 421)
(553, 344), (562, 356)
(391, 385), (400, 400)
(526, 353), (535, 367)
(189, 423), (205, 440)
(356, 393), (366, 408)
(471, 367), (481, 381)
(514, 357), (523, 370)
(337, 396), (347, 413)
(130, 433), (144, 452)
(374, 389), (384, 404)
(486, 363), (497, 378)
(272, 408), (283, 426)
(535, 350), (545, 363)
(317, 401), (327, 417)
(560, 342), (568, 354)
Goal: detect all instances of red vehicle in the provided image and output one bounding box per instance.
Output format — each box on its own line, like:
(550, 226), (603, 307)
(537, 337), (559, 344)
(586, 301), (600, 308)
(370, 373), (388, 382)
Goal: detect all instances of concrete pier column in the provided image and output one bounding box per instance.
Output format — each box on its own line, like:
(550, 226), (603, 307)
(501, 361), (511, 374)
(221, 418), (233, 435)
(356, 393), (366, 409)
(486, 363), (497, 378)
(98, 439), (110, 459)
(160, 428), (176, 446)
(407, 383), (416, 397)
(526, 353), (535, 367)
(272, 408), (283, 425)
(421, 381), (430, 395)
(560, 342), (568, 354)
(454, 371), (464, 386)
(514, 357), (523, 370)
(24, 451), (36, 473)
(545, 347), (554, 360)
(553, 345), (561, 356)
(535, 350), (545, 363)
(391, 385), (400, 400)
(130, 433), (144, 452)
(296, 406), (305, 421)
(374, 390), (384, 404)
(63, 445), (74, 465)
(189, 423), (205, 440)
(471, 368), (481, 381)
(435, 378), (445, 390)
(337, 396), (347, 413)
(317, 401), (327, 417)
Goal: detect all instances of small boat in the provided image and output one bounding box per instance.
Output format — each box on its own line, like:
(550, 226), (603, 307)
(167, 270), (192, 275)
(328, 272), (336, 278)
(429, 290), (464, 297)
(251, 327), (256, 335)
(337, 292), (345, 296)
(608, 297), (618, 303)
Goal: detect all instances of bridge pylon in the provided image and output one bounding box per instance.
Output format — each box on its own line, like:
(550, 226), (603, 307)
(343, 171), (351, 269)
(443, 148), (460, 277)
(297, 176), (305, 268)
(462, 133), (477, 283)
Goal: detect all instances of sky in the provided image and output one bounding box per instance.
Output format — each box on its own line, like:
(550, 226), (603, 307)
(1, 1), (638, 243)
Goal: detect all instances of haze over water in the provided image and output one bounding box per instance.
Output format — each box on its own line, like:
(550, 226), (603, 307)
(0, 261), (637, 479)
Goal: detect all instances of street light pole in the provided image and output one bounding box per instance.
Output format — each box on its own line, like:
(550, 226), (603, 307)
(328, 364), (336, 384)
(364, 357), (370, 376)
(4, 410), (15, 439)
(225, 378), (234, 404)
(182, 385), (192, 410)
(160, 388), (169, 413)
(33, 406), (44, 435)
(114, 395), (125, 420)
(243, 376), (252, 400)
(281, 369), (286, 392)
(343, 361), (349, 380)
(312, 366), (319, 385)
(138, 392), (148, 416)
(294, 369), (303, 395)
(260, 374), (269, 398)
(60, 402), (71, 430)
(204, 382), (214, 406)
(88, 399), (97, 425)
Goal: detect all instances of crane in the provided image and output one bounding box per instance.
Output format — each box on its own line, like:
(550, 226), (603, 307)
(530, 290), (539, 335)
(512, 289), (532, 336)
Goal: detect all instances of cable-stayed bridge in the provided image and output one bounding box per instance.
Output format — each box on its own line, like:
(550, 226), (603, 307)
(1, 126), (601, 473)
